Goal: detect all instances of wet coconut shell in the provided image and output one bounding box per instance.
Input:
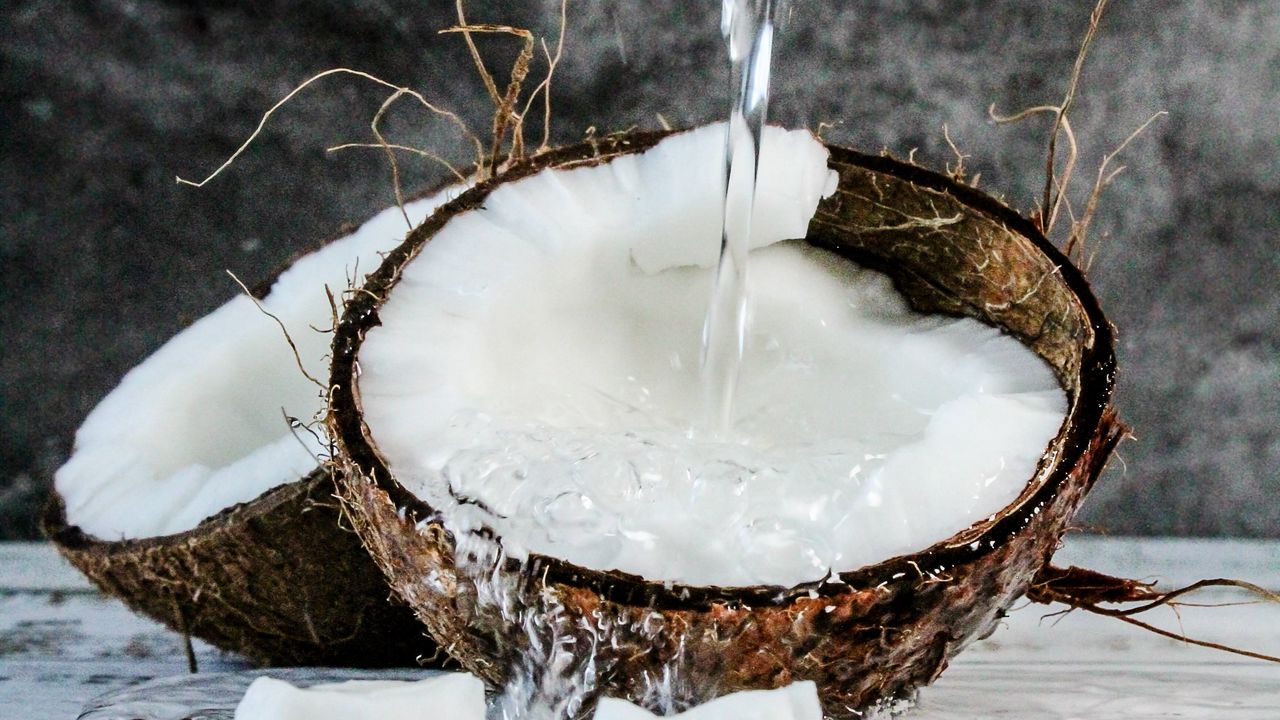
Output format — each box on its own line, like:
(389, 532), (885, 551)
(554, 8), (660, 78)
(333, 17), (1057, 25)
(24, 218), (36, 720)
(329, 130), (1124, 715)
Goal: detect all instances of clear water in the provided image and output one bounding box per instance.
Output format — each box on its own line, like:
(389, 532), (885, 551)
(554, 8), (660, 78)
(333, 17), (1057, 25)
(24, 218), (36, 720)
(700, 0), (779, 436)
(444, 472), (735, 712)
(414, 253), (1068, 588)
(430, 378), (1064, 589)
(450, 532), (699, 720)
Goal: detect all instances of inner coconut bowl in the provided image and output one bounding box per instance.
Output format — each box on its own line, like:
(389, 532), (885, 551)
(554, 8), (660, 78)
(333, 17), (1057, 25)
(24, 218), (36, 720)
(329, 126), (1122, 716)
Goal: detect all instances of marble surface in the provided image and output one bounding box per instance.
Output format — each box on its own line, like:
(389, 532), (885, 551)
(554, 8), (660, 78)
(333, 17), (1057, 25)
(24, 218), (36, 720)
(2, 537), (1277, 719)
(2, 1), (1278, 539)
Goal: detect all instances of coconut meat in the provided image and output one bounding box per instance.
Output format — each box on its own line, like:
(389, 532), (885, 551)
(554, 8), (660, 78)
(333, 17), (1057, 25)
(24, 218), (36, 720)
(55, 188), (461, 540)
(232, 673), (819, 720)
(594, 681), (822, 720)
(358, 124), (1068, 587)
(234, 674), (485, 720)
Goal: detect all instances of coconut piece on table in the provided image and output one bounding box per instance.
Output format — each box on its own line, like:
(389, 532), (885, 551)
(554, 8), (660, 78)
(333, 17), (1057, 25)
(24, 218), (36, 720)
(233, 673), (486, 720)
(230, 673), (817, 720)
(330, 126), (1122, 714)
(594, 682), (822, 720)
(45, 186), (462, 666)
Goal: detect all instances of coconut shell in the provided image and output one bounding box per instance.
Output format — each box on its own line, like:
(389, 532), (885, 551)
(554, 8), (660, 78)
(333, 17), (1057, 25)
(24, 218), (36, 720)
(329, 130), (1124, 715)
(44, 468), (439, 667)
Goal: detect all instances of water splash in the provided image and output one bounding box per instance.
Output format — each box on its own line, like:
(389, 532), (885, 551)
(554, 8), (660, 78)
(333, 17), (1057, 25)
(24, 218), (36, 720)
(440, 530), (671, 720)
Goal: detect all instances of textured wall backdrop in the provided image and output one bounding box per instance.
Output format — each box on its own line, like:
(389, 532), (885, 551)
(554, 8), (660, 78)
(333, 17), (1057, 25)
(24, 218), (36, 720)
(2, 1), (1277, 539)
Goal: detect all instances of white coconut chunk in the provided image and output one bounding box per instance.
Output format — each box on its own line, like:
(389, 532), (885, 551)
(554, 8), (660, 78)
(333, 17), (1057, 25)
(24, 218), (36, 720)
(593, 681), (823, 720)
(55, 187), (461, 539)
(358, 125), (1068, 587)
(233, 673), (486, 720)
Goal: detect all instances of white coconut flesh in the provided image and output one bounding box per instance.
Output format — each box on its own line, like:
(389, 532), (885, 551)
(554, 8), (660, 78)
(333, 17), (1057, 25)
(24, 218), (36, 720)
(593, 682), (823, 720)
(55, 188), (461, 540)
(234, 673), (486, 720)
(359, 124), (1069, 588)
(232, 674), (819, 720)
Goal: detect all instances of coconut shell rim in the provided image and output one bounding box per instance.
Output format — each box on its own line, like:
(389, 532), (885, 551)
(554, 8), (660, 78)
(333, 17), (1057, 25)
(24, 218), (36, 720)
(42, 465), (334, 552)
(328, 127), (1118, 611)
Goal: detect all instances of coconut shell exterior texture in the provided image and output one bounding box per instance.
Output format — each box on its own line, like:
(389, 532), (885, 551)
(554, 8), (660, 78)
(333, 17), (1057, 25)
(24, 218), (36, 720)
(45, 469), (439, 667)
(329, 131), (1124, 716)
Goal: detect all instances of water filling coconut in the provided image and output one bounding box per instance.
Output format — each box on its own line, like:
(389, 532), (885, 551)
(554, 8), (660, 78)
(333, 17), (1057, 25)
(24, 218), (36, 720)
(45, 187), (464, 666)
(329, 125), (1123, 716)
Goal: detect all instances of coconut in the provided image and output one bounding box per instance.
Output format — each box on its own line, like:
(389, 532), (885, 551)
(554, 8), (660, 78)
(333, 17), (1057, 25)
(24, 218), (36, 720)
(45, 187), (465, 667)
(329, 127), (1122, 715)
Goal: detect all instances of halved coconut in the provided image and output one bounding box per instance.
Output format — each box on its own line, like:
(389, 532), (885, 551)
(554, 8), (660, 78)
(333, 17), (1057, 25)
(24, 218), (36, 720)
(46, 186), (464, 666)
(330, 127), (1122, 714)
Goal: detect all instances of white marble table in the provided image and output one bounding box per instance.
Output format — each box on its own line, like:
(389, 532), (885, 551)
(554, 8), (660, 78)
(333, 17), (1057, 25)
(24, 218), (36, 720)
(2, 538), (1277, 719)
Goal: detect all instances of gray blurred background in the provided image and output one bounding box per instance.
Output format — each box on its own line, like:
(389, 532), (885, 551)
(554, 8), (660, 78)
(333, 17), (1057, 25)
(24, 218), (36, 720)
(2, 1), (1276, 539)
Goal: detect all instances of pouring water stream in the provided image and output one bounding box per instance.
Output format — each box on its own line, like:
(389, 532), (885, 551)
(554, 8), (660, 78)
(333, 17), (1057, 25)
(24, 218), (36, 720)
(700, 0), (778, 437)
(494, 8), (789, 715)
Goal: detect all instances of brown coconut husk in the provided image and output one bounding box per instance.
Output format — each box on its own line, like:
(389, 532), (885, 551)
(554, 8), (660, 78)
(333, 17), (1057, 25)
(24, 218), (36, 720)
(44, 468), (437, 668)
(327, 129), (1124, 716)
